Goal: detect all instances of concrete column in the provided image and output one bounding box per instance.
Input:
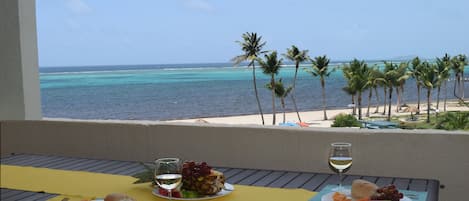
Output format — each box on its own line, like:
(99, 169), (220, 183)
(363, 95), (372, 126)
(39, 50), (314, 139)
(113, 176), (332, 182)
(0, 0), (42, 120)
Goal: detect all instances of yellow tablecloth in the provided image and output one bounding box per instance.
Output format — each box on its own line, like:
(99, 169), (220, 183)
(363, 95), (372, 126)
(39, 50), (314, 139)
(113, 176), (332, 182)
(0, 165), (317, 201)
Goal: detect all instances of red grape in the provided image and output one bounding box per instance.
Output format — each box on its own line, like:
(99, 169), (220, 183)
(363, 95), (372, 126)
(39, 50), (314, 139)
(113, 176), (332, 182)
(372, 185), (404, 201)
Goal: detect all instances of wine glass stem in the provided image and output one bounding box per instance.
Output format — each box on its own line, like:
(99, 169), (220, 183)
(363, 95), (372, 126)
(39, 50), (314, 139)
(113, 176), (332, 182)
(338, 170), (343, 192)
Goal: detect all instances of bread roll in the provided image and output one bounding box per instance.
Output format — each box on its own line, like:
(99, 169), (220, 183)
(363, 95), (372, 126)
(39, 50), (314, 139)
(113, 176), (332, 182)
(351, 179), (378, 200)
(104, 193), (135, 201)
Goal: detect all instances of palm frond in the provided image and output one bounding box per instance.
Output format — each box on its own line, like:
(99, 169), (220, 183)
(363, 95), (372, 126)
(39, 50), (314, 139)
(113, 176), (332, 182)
(258, 51), (282, 75)
(231, 55), (248, 66)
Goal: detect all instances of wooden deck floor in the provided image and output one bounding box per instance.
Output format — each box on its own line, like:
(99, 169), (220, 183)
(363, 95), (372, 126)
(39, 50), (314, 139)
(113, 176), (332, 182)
(0, 153), (439, 201)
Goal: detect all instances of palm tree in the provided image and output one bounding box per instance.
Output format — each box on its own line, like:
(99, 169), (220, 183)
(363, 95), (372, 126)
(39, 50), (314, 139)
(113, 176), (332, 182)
(342, 59), (369, 120)
(458, 54), (467, 99)
(383, 61), (400, 121)
(442, 53), (452, 111)
(232, 32), (267, 125)
(420, 62), (439, 123)
(395, 62), (410, 112)
(258, 51), (282, 125)
(269, 79), (293, 123)
(366, 66), (383, 117)
(283, 45), (309, 122)
(435, 55), (451, 111)
(341, 64), (356, 115)
(307, 55), (332, 120)
(372, 68), (385, 114)
(382, 79), (388, 115)
(451, 54), (467, 99)
(409, 57), (422, 114)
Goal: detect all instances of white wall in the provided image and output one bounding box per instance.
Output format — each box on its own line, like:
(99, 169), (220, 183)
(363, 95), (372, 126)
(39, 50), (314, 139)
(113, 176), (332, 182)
(1, 120), (468, 200)
(0, 0), (42, 120)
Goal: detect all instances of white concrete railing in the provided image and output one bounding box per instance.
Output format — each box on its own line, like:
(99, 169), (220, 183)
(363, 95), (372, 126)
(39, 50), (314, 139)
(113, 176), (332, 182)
(1, 120), (468, 200)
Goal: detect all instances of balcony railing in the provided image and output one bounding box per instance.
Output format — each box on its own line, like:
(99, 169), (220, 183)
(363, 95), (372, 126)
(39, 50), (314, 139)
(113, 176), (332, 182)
(1, 120), (468, 200)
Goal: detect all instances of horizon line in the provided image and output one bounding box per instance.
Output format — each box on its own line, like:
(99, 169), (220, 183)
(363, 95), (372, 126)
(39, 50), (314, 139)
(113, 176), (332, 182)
(39, 57), (435, 68)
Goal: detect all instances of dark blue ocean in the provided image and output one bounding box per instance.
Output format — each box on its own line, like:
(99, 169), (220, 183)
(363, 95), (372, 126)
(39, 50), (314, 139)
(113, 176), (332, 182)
(40, 62), (469, 120)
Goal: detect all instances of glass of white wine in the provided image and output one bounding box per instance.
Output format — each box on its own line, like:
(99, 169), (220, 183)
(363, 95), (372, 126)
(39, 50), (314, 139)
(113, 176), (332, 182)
(329, 142), (352, 192)
(154, 158), (182, 200)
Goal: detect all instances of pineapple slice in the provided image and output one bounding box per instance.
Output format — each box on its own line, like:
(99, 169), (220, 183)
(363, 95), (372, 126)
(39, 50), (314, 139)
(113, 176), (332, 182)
(182, 169), (225, 195)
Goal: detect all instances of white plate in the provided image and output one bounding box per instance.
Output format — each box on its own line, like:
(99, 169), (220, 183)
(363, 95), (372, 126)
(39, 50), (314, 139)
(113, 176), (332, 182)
(321, 191), (412, 201)
(152, 183), (234, 200)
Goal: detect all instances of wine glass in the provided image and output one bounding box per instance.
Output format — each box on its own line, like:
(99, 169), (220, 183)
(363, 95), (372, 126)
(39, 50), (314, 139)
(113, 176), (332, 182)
(154, 158), (182, 200)
(329, 142), (352, 193)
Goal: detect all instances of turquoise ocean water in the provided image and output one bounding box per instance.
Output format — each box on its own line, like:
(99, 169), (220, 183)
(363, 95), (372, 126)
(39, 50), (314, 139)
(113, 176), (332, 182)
(40, 63), (469, 120)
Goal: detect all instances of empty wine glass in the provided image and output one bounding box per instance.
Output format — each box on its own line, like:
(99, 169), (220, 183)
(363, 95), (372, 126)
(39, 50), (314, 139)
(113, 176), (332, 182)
(154, 158), (182, 200)
(329, 142), (352, 192)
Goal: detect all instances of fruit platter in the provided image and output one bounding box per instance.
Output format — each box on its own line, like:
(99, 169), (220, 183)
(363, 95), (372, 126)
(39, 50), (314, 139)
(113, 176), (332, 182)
(151, 161), (234, 200)
(322, 180), (411, 201)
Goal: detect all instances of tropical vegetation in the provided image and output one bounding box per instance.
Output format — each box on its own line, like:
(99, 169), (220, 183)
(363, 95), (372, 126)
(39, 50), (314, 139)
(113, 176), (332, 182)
(419, 62), (440, 123)
(232, 32), (267, 125)
(258, 51), (283, 125)
(409, 57), (422, 114)
(435, 55), (451, 111)
(369, 65), (384, 115)
(269, 79), (293, 124)
(342, 59), (370, 120)
(383, 61), (399, 121)
(399, 111), (469, 131)
(232, 33), (467, 130)
(436, 111), (469, 130)
(395, 62), (410, 112)
(307, 55), (333, 120)
(331, 114), (362, 128)
(283, 45), (309, 122)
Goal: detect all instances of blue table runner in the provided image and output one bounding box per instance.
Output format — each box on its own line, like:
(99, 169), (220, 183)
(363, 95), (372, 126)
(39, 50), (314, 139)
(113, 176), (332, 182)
(309, 185), (427, 201)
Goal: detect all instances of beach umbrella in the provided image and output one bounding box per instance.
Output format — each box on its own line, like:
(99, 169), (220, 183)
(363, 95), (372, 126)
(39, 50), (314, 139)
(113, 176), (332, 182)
(403, 106), (419, 120)
(403, 106), (419, 113)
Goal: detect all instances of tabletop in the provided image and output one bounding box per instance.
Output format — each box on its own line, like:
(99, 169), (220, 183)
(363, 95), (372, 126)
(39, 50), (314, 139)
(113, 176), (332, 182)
(0, 153), (439, 201)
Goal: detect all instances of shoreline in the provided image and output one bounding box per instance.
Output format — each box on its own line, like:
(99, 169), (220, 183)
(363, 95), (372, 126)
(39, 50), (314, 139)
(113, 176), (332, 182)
(167, 100), (469, 127)
(43, 100), (469, 128)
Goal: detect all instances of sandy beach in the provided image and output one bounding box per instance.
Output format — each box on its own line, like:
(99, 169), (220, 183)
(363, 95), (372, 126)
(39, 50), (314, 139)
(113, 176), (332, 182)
(44, 101), (469, 128)
(168, 101), (469, 127)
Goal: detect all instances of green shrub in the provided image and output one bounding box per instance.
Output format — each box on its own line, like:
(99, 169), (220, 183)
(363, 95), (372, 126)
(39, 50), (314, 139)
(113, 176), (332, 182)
(331, 114), (362, 127)
(436, 111), (469, 130)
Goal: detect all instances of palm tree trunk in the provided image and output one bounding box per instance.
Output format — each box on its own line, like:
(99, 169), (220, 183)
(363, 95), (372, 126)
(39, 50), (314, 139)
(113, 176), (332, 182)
(383, 87), (387, 115)
(387, 86), (393, 121)
(281, 98), (286, 123)
(291, 63), (301, 122)
(427, 88), (431, 123)
(454, 74), (459, 98)
(459, 69), (464, 99)
(400, 84), (405, 107)
(321, 78), (327, 120)
(374, 87), (380, 113)
(271, 74), (276, 125)
(444, 80), (448, 112)
(395, 87), (400, 113)
(358, 92), (362, 120)
(352, 94), (356, 115)
(251, 61), (265, 125)
(436, 85), (441, 110)
(366, 88), (372, 117)
(416, 83), (421, 114)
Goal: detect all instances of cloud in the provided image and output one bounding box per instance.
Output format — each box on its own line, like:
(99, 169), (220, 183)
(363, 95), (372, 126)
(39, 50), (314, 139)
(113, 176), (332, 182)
(66, 0), (92, 14)
(184, 0), (215, 12)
